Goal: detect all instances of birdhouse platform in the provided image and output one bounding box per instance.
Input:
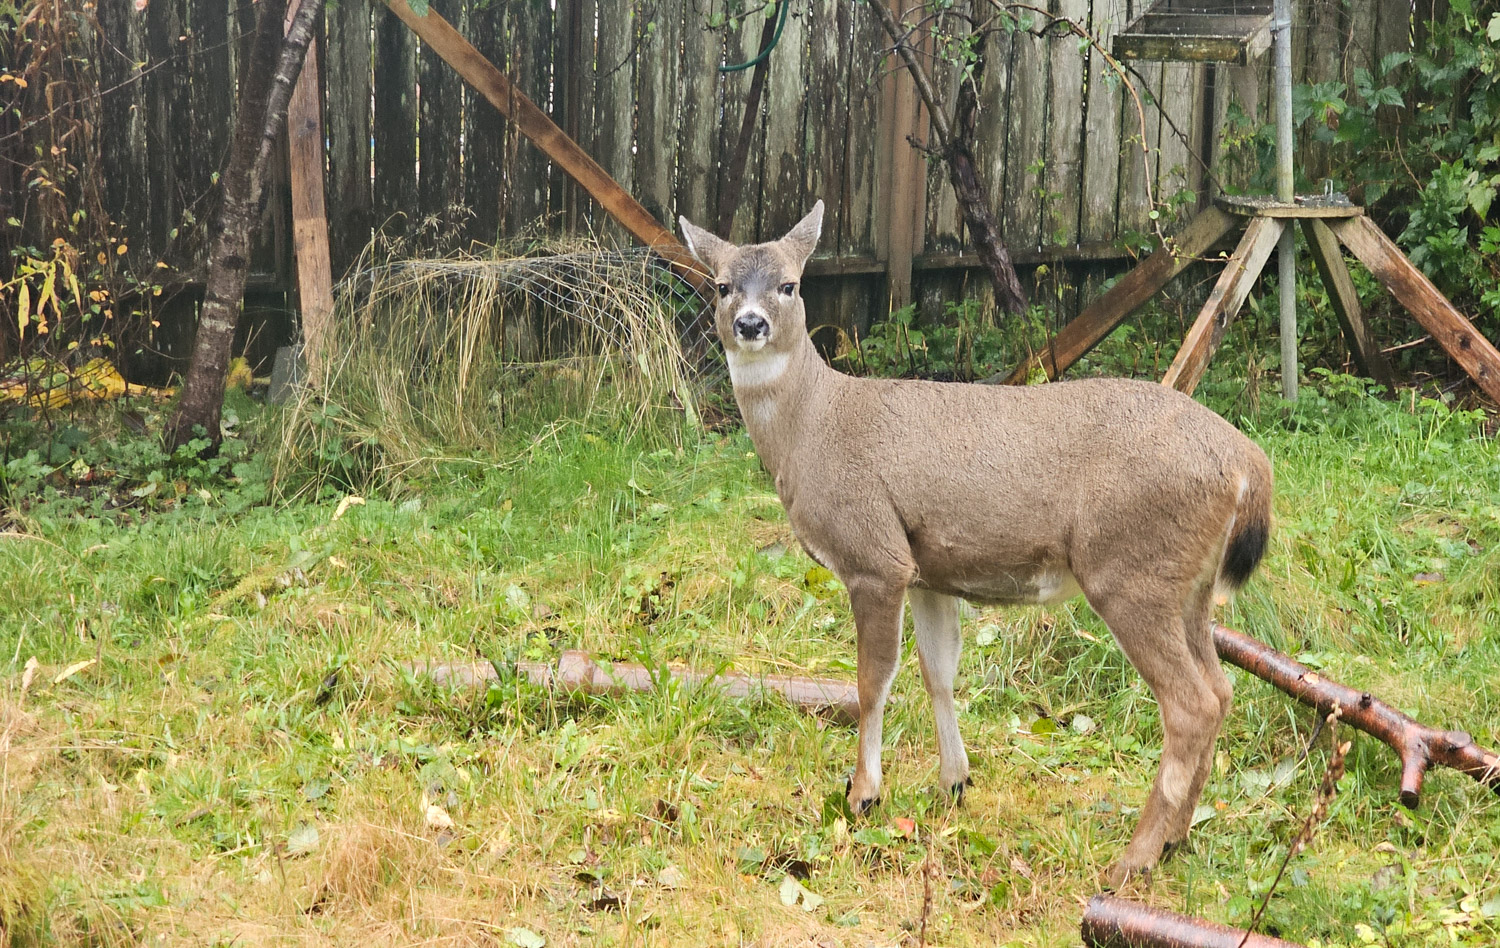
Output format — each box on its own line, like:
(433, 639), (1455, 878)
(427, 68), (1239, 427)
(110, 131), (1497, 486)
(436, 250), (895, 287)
(1113, 0), (1274, 64)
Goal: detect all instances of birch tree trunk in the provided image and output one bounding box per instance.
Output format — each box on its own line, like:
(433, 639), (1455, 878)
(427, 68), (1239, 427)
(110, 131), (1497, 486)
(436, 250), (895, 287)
(165, 0), (324, 451)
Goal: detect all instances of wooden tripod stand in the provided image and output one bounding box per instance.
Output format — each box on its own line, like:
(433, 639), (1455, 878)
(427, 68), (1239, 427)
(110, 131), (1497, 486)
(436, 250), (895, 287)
(1001, 197), (1500, 406)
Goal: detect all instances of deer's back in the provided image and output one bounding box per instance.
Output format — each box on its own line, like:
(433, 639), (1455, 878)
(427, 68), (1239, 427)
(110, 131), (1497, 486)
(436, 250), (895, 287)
(787, 374), (1270, 592)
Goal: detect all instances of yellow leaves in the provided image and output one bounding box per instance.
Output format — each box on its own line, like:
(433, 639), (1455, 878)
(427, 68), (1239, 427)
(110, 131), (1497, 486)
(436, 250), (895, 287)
(52, 658), (96, 685)
(20, 656), (40, 703)
(331, 495), (366, 522)
(16, 281), (30, 338)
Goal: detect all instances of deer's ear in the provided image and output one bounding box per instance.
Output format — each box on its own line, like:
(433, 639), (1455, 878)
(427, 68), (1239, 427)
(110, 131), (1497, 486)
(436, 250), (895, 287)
(780, 200), (824, 268)
(679, 217), (732, 273)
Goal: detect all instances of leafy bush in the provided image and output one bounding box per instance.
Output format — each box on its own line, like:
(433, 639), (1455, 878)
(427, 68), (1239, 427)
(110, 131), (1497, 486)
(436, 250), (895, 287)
(835, 298), (1048, 381)
(0, 393), (269, 522)
(1282, 4), (1499, 328)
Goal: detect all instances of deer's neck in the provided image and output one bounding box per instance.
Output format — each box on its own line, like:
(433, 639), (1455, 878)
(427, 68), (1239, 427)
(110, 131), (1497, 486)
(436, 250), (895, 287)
(728, 335), (831, 481)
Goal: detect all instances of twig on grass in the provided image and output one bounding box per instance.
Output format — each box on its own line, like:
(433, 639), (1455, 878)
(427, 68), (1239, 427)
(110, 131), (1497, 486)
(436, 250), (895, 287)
(1213, 624), (1500, 805)
(1237, 707), (1351, 948)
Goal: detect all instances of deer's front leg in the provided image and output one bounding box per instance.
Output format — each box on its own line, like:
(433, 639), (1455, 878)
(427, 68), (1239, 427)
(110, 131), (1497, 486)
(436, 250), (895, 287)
(845, 578), (907, 812)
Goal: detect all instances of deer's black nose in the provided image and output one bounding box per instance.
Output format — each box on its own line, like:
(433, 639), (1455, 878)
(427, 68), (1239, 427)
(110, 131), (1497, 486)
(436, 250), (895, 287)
(733, 314), (770, 340)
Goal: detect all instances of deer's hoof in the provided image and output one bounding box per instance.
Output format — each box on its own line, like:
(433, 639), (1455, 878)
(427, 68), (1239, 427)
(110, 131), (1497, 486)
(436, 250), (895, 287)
(1102, 858), (1154, 891)
(946, 776), (972, 805)
(844, 775), (880, 814)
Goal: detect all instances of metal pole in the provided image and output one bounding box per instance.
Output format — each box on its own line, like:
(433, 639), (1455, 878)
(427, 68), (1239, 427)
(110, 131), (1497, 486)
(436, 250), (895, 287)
(1274, 0), (1298, 400)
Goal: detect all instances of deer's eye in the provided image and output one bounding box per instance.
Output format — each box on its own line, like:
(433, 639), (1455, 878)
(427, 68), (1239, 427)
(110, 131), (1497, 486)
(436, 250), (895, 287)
(779, 282), (796, 297)
(716, 282), (731, 299)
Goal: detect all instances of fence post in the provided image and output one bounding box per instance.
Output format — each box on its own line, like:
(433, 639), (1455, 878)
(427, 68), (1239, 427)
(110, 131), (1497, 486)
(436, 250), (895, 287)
(876, 0), (925, 312)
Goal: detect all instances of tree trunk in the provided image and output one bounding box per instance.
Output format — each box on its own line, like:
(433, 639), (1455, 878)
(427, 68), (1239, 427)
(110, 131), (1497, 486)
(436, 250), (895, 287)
(867, 0), (1028, 315)
(165, 0), (323, 452)
(947, 49), (1028, 314)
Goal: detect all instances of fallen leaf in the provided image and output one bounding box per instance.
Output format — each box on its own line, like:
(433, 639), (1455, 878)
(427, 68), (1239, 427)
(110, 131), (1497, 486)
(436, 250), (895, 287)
(1009, 855), (1035, 879)
(1070, 713), (1096, 735)
(423, 802), (454, 830)
(20, 656), (39, 697)
(778, 875), (825, 912)
(52, 658), (96, 685)
(332, 495), (365, 522)
(657, 865), (685, 889)
(286, 823), (320, 857)
(506, 927), (545, 948)
(1413, 571), (1445, 585)
(778, 874), (800, 907)
(892, 817), (916, 837)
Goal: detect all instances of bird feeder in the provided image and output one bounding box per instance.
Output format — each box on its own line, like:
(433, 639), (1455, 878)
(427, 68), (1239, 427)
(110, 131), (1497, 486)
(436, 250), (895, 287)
(1113, 0), (1275, 65)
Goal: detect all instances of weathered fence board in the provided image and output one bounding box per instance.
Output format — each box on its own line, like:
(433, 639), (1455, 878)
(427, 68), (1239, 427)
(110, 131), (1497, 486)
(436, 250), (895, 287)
(510, 0), (555, 235)
(1079, 0), (1126, 245)
(1002, 12), (1047, 253)
(464, 0), (507, 243)
(1046, 0), (1088, 249)
(374, 4), (419, 234)
(677, 0), (722, 229)
(72, 0), (1437, 347)
(418, 2), (463, 226)
(326, 0), (373, 271)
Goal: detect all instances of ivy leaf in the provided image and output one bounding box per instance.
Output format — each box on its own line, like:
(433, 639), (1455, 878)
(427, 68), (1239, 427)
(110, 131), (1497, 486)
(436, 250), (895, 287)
(409, 0), (430, 14)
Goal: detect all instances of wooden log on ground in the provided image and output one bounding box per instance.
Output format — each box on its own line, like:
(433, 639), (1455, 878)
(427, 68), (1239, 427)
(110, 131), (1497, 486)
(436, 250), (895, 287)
(1329, 215), (1500, 405)
(995, 207), (1239, 385)
(411, 652), (860, 725)
(1162, 216), (1284, 395)
(1081, 894), (1307, 948)
(1213, 624), (1500, 807)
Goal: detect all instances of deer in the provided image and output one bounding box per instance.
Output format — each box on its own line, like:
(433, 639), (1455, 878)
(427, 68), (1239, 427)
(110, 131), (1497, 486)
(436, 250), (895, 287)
(678, 201), (1274, 885)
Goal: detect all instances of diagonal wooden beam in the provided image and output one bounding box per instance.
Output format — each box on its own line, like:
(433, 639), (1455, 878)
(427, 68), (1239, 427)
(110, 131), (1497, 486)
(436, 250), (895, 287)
(996, 206), (1239, 385)
(1301, 219), (1396, 391)
(1329, 215), (1500, 405)
(1162, 215), (1284, 395)
(381, 0), (711, 293)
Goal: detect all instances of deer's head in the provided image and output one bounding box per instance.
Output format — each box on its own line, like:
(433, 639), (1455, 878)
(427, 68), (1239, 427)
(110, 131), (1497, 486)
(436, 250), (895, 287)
(679, 202), (823, 362)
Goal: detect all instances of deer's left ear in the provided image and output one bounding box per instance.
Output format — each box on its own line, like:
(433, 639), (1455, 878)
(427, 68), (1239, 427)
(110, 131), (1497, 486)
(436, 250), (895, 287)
(781, 200), (824, 269)
(679, 217), (733, 273)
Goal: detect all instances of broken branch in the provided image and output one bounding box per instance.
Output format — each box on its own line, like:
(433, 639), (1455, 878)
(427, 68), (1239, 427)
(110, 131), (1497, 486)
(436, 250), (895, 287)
(1081, 894), (1308, 948)
(1212, 623), (1500, 807)
(411, 651), (859, 724)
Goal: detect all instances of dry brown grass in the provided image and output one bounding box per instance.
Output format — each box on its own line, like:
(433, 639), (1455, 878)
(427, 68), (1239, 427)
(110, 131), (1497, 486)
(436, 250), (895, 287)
(274, 238), (706, 497)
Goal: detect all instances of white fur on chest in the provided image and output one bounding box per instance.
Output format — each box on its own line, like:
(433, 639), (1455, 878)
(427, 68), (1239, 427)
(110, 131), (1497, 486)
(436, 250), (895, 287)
(726, 349), (790, 389)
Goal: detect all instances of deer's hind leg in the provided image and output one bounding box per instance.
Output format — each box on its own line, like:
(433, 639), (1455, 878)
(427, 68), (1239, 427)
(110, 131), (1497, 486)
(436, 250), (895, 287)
(908, 587), (970, 798)
(1164, 578), (1233, 851)
(1087, 585), (1228, 886)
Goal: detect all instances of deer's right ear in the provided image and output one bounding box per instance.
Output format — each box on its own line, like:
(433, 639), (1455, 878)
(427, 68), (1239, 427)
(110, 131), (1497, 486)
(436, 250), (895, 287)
(679, 217), (731, 273)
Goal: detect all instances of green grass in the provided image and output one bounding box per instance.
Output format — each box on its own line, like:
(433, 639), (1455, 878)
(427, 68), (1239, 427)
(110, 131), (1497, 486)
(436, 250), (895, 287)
(2, 381), (1499, 947)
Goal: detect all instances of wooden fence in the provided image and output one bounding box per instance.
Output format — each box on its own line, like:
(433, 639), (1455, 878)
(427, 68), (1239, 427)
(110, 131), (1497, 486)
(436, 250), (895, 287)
(75, 0), (1428, 365)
